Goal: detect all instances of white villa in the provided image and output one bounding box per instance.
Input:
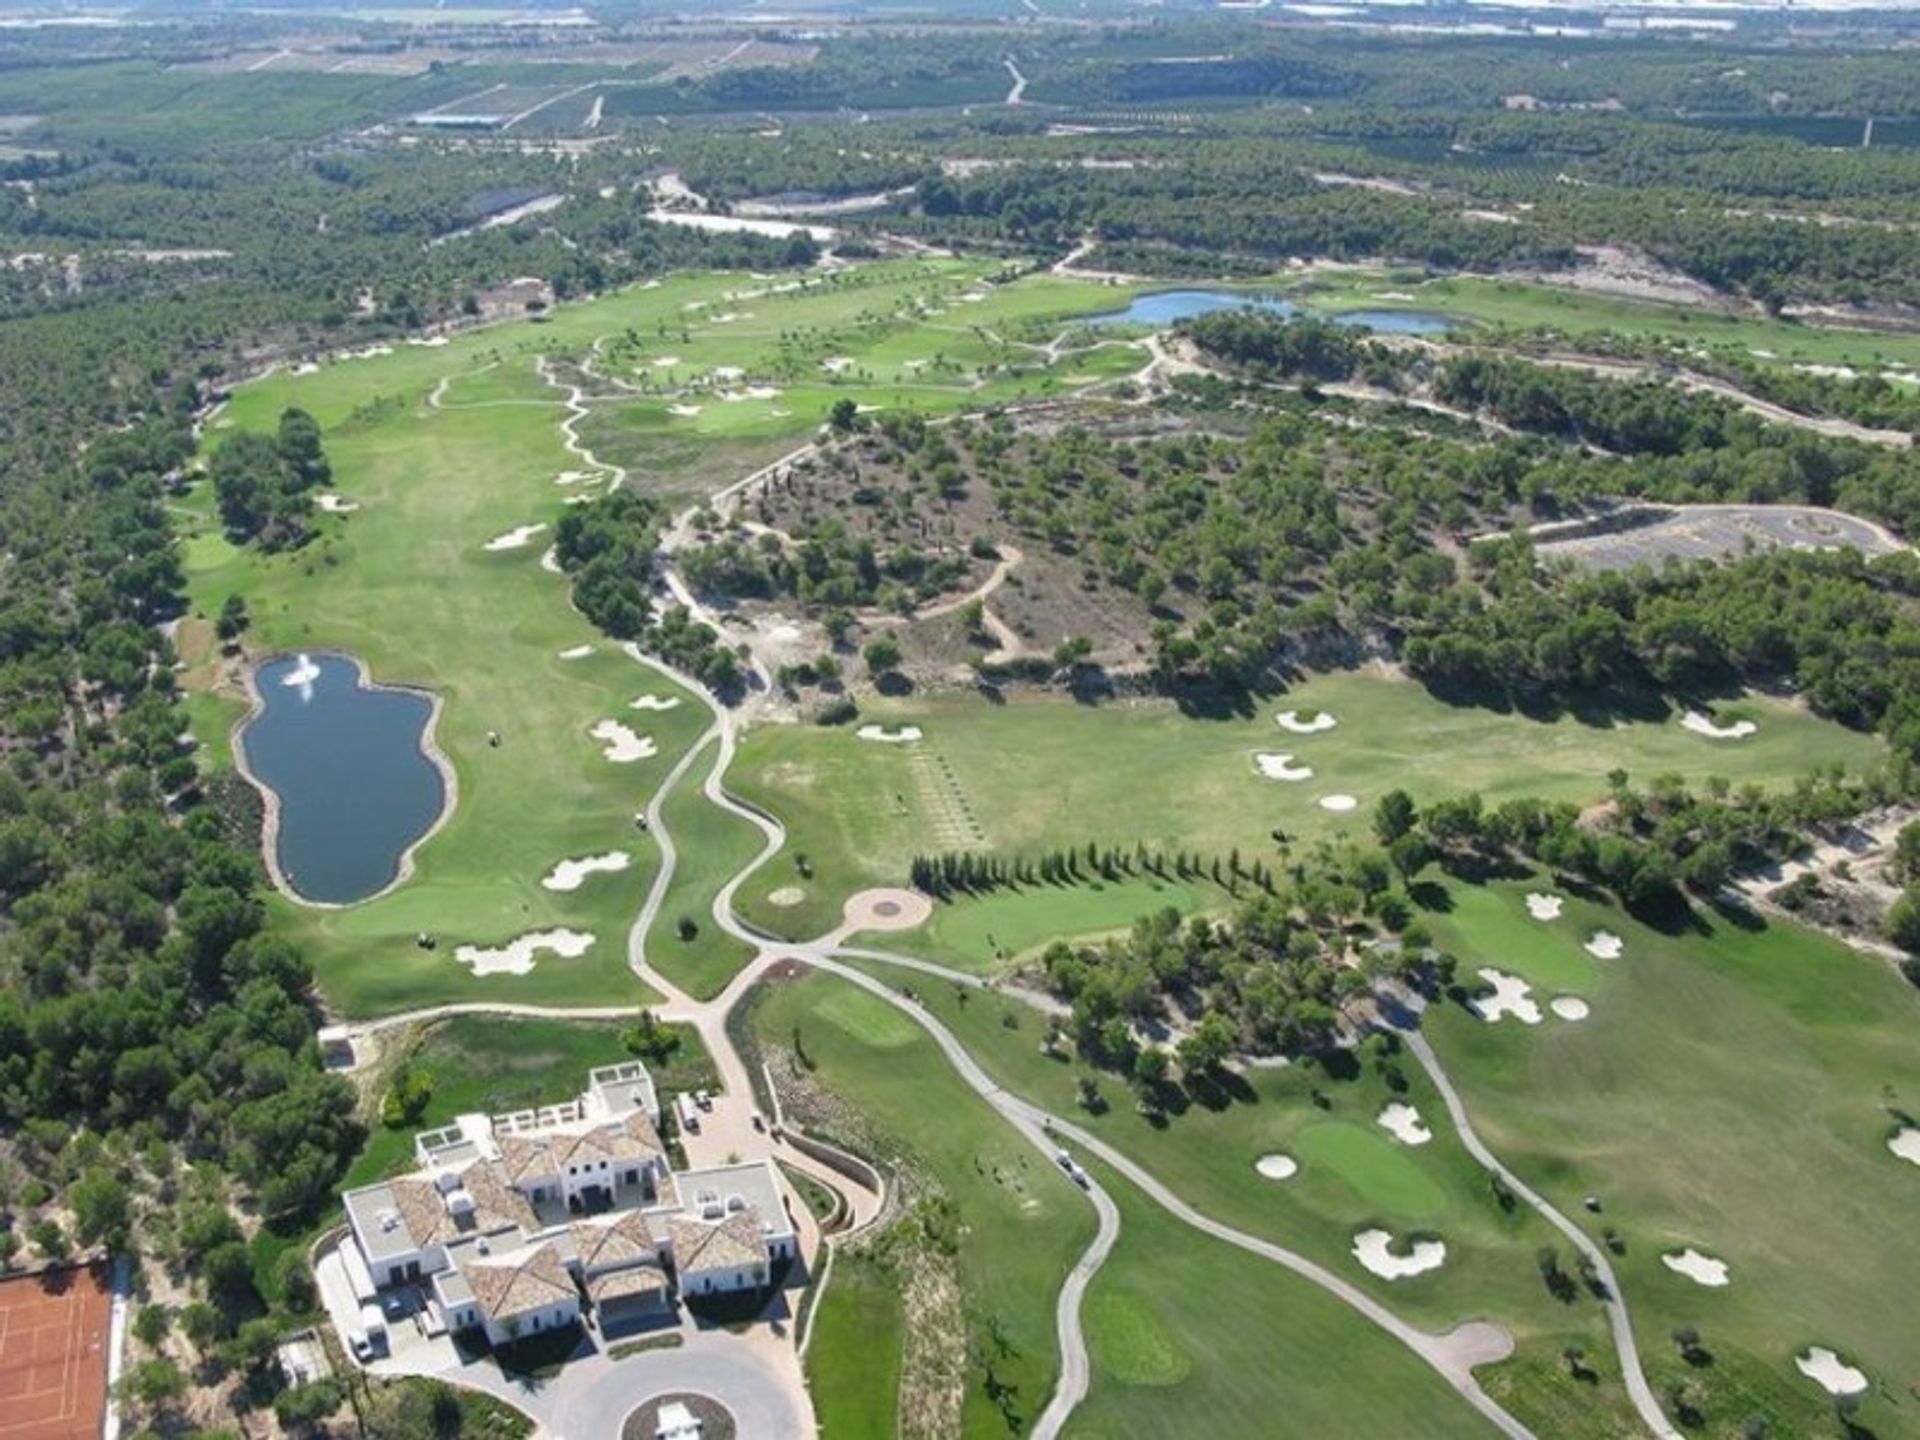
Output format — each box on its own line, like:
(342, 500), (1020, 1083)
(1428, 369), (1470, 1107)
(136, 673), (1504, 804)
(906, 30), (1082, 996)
(339, 1062), (796, 1346)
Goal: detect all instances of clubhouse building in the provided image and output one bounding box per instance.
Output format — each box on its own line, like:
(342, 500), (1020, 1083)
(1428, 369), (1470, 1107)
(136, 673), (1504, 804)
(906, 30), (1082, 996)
(337, 1062), (796, 1346)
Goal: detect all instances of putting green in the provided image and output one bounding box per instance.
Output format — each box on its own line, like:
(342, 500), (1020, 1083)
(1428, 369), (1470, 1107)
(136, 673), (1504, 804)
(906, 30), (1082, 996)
(1085, 1287), (1193, 1388)
(1291, 1120), (1452, 1221)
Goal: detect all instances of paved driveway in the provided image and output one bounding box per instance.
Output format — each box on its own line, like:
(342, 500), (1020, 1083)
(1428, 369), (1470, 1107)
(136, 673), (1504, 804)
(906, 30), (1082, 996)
(541, 1333), (808, 1439)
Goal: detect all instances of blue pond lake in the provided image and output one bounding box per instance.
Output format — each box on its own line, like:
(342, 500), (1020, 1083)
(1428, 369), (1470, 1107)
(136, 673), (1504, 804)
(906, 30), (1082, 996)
(1089, 288), (1456, 334)
(241, 652), (448, 905)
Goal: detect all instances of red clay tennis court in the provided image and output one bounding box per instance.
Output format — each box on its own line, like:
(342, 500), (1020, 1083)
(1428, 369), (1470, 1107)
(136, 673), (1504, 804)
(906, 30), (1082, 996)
(0, 1265), (111, 1440)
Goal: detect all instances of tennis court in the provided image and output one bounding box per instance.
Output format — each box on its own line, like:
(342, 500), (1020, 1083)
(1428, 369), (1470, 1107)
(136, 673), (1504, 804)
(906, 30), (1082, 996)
(0, 1264), (111, 1440)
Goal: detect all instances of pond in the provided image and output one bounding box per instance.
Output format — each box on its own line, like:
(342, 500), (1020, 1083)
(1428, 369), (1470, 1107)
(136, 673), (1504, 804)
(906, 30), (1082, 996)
(1088, 287), (1457, 334)
(240, 652), (449, 905)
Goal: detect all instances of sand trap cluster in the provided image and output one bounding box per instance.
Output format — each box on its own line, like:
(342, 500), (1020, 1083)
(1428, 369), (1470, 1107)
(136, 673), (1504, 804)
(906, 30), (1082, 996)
(1585, 931), (1624, 960)
(1277, 709), (1338, 734)
(541, 852), (631, 892)
(484, 523), (548, 552)
(558, 644), (594, 660)
(1888, 1126), (1920, 1166)
(1661, 1249), (1731, 1287)
(1318, 794), (1359, 812)
(1377, 1103), (1432, 1146)
(1254, 1154), (1299, 1180)
(1682, 709), (1757, 740)
(857, 724), (923, 744)
(1254, 752), (1313, 782)
(1352, 1229), (1447, 1279)
(454, 928), (593, 977)
(1550, 996), (1591, 1021)
(589, 719), (658, 763)
(1474, 968), (1543, 1025)
(1525, 892), (1564, 921)
(629, 694), (682, 712)
(1796, 1348), (1869, 1397)
(315, 493), (359, 514)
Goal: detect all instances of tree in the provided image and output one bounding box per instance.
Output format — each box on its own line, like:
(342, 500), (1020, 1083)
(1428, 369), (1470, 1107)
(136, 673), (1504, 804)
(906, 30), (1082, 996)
(215, 594), (250, 643)
(1374, 789), (1418, 846)
(27, 1218), (67, 1261)
(1888, 884), (1920, 954)
(1177, 1012), (1235, 1075)
(863, 635), (902, 676)
(68, 1172), (131, 1250)
(828, 397), (860, 432)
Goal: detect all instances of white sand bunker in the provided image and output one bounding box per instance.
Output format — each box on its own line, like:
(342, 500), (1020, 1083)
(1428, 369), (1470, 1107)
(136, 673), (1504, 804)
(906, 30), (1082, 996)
(454, 928), (593, 977)
(315, 493), (359, 513)
(857, 724), (923, 744)
(541, 852), (631, 892)
(541, 547), (563, 575)
(1525, 892), (1564, 921)
(713, 365), (744, 381)
(1550, 996), (1591, 1021)
(1352, 1229), (1447, 1280)
(1682, 709), (1757, 740)
(821, 356), (855, 374)
(589, 719), (658, 763)
(1796, 1347), (1869, 1397)
(1474, 968), (1543, 1025)
(1254, 752), (1313, 782)
(629, 694), (682, 712)
(668, 404), (703, 418)
(1318, 794), (1359, 812)
(1585, 931), (1624, 960)
(1277, 709), (1338, 734)
(558, 644), (594, 660)
(1255, 1154), (1299, 1181)
(554, 470), (595, 486)
(768, 886), (807, 908)
(484, 523), (548, 552)
(651, 355), (680, 368)
(1888, 1126), (1920, 1166)
(1378, 1103), (1432, 1146)
(1661, 1249), (1730, 1288)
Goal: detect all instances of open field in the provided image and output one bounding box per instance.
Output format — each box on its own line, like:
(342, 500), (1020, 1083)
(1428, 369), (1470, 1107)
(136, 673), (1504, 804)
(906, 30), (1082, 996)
(344, 1014), (714, 1189)
(733, 670), (1882, 939)
(751, 971), (1092, 1440)
(1422, 875), (1920, 1438)
(178, 259), (1137, 1019)
(835, 959), (1639, 1438)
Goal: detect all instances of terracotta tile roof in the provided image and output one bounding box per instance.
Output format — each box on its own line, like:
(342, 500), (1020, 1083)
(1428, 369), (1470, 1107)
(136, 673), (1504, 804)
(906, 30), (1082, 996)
(570, 1210), (658, 1272)
(460, 1160), (539, 1234)
(390, 1178), (458, 1249)
(464, 1243), (574, 1323)
(587, 1261), (669, 1307)
(669, 1208), (768, 1276)
(497, 1135), (556, 1182)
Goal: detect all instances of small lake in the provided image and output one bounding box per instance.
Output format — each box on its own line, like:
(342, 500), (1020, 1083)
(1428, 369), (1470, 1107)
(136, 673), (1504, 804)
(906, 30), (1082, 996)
(241, 653), (447, 905)
(1089, 288), (1457, 334)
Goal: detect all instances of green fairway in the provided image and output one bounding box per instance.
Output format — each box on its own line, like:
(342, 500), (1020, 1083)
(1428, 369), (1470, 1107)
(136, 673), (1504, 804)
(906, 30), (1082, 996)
(735, 670), (1880, 940)
(650, 735), (762, 1000)
(887, 873), (1221, 974)
(178, 259), (1135, 1019)
(342, 1014), (714, 1190)
(1422, 875), (1920, 1439)
(751, 971), (1093, 1440)
(834, 958), (1640, 1438)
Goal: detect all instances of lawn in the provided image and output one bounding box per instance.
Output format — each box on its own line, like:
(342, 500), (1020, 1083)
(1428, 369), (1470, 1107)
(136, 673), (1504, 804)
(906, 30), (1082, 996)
(649, 735), (764, 1000)
(178, 258), (1134, 1019)
(1421, 873), (1920, 1439)
(832, 959), (1641, 1439)
(342, 1014), (715, 1190)
(733, 670), (1880, 940)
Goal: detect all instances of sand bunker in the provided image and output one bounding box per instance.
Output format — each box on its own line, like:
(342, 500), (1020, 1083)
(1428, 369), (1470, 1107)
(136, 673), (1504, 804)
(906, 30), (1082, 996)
(541, 852), (631, 892)
(589, 719), (657, 763)
(1796, 1348), (1869, 1397)
(1661, 1249), (1730, 1287)
(315, 493), (359, 513)
(1550, 996), (1591, 1021)
(1377, 1103), (1432, 1146)
(651, 355), (680, 368)
(1888, 1126), (1920, 1166)
(1318, 794), (1359, 812)
(1525, 892), (1564, 921)
(857, 724), (923, 744)
(454, 928), (593, 977)
(629, 694), (682, 712)
(668, 404), (703, 418)
(1474, 968), (1543, 1025)
(1254, 1154), (1299, 1180)
(1277, 709), (1338, 734)
(1254, 752), (1313, 781)
(1352, 1229), (1447, 1280)
(768, 886), (806, 908)
(1681, 709), (1757, 740)
(1585, 931), (1624, 960)
(541, 547), (563, 575)
(713, 365), (745, 381)
(558, 645), (594, 660)
(484, 523), (548, 552)
(554, 470), (596, 486)
(821, 356), (855, 374)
